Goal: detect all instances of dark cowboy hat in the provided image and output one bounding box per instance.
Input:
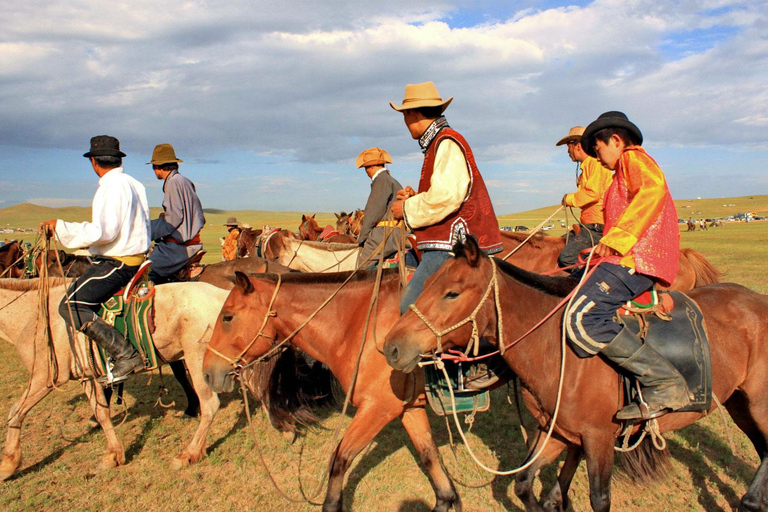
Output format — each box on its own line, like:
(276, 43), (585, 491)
(224, 217), (241, 227)
(581, 111), (643, 158)
(83, 135), (126, 158)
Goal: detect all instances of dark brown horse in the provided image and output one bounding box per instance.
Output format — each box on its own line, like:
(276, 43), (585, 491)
(0, 241), (23, 278)
(499, 230), (720, 290)
(202, 270), (461, 512)
(384, 236), (768, 512)
(36, 250), (92, 277)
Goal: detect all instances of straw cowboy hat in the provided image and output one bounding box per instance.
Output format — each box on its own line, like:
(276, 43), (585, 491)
(355, 147), (392, 169)
(390, 81), (453, 112)
(555, 126), (585, 146)
(224, 217), (241, 227)
(581, 111), (643, 158)
(83, 135), (126, 158)
(147, 143), (184, 165)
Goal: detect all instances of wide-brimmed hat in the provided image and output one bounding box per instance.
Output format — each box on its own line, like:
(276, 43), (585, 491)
(147, 143), (183, 165)
(390, 81), (453, 112)
(224, 217), (241, 227)
(581, 111), (643, 158)
(83, 135), (126, 158)
(555, 126), (585, 146)
(355, 147), (392, 169)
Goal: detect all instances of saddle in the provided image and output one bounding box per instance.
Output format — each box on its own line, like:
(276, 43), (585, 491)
(423, 362), (491, 416)
(94, 261), (159, 378)
(617, 290), (712, 413)
(172, 250), (206, 281)
(317, 225), (340, 242)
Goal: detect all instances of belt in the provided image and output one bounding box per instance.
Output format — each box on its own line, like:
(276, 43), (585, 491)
(162, 232), (202, 246)
(376, 220), (403, 228)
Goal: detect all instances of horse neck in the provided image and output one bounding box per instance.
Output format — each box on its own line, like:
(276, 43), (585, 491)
(502, 235), (563, 272)
(0, 281), (65, 344)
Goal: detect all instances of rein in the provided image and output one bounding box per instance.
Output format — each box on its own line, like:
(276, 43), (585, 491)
(500, 205), (564, 262)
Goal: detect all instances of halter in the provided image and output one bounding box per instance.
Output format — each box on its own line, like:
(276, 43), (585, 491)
(407, 257), (505, 358)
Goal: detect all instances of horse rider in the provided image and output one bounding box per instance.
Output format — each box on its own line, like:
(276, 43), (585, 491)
(40, 135), (151, 383)
(390, 81), (503, 314)
(221, 217), (242, 261)
(556, 126), (613, 270)
(566, 111), (690, 421)
(146, 143), (206, 284)
(354, 147), (404, 268)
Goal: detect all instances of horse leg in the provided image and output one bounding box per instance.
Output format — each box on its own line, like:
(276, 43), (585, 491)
(514, 432), (568, 512)
(81, 379), (125, 471)
(582, 434), (615, 512)
(0, 376), (53, 481)
(169, 360), (200, 417)
(542, 444), (583, 512)
(725, 391), (768, 510)
(401, 407), (461, 512)
(171, 355), (220, 469)
(323, 406), (398, 512)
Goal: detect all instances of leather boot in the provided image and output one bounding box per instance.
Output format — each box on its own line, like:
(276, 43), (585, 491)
(600, 327), (691, 421)
(81, 317), (145, 384)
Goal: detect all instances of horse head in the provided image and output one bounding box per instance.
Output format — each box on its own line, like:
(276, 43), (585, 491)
(298, 214), (320, 241)
(335, 211), (351, 236)
(203, 271), (280, 393)
(384, 236), (498, 373)
(350, 209), (364, 237)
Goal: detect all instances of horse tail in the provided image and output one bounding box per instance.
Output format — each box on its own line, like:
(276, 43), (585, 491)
(681, 248), (721, 287)
(617, 436), (672, 484)
(244, 348), (337, 436)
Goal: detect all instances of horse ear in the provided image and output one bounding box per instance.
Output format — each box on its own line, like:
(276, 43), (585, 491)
(301, 214), (307, 222)
(234, 271), (255, 295)
(311, 213), (316, 219)
(335, 213), (340, 220)
(453, 235), (482, 268)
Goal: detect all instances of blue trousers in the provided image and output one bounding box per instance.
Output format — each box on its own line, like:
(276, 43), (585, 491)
(399, 250), (451, 315)
(565, 263), (654, 357)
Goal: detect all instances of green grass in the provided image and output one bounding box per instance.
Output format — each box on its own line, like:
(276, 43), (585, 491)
(0, 197), (766, 511)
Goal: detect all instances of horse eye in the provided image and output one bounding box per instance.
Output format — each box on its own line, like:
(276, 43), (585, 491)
(445, 291), (460, 300)
(223, 315), (234, 323)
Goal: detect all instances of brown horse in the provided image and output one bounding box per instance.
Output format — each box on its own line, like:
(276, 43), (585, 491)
(0, 241), (23, 278)
(36, 250), (91, 277)
(299, 214), (356, 244)
(202, 270), (461, 512)
(383, 236), (768, 512)
(499, 230), (720, 290)
(237, 226), (296, 259)
(335, 210), (364, 240)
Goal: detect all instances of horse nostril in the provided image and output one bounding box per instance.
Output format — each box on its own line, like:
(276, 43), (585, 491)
(388, 343), (399, 363)
(203, 372), (211, 386)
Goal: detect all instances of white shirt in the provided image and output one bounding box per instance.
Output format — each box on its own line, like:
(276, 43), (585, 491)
(403, 139), (471, 229)
(55, 167), (151, 257)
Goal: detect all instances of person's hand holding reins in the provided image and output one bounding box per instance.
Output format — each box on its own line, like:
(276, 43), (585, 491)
(39, 219), (57, 239)
(392, 187), (417, 220)
(593, 242), (619, 258)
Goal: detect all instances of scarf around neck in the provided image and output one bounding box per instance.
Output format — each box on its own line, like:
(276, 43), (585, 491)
(418, 116), (450, 153)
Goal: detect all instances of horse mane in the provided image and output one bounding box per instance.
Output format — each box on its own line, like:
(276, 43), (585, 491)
(680, 248), (721, 286)
(0, 277), (71, 290)
(256, 267), (400, 285)
(500, 230), (559, 250)
(0, 241), (20, 254)
(493, 257), (578, 297)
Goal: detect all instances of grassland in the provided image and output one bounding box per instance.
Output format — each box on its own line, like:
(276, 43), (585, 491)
(0, 197), (766, 511)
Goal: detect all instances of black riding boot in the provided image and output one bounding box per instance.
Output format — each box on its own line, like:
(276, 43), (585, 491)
(81, 317), (145, 384)
(600, 327), (691, 421)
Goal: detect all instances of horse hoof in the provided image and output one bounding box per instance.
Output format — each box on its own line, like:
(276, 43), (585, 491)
(0, 466), (15, 482)
(171, 454), (192, 470)
(281, 431), (297, 444)
(97, 453), (119, 472)
(0, 454), (21, 481)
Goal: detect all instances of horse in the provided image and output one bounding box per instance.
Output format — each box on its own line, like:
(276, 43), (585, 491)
(299, 214), (356, 244)
(687, 219), (696, 232)
(383, 236), (768, 512)
(335, 210), (364, 240)
(202, 270), (462, 512)
(262, 235), (360, 273)
(0, 278), (313, 480)
(196, 257), (294, 289)
(237, 226), (296, 259)
(0, 241), (23, 278)
(498, 230), (720, 290)
(36, 250), (92, 277)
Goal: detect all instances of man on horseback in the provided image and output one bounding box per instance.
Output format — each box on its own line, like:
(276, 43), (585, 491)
(556, 126), (613, 270)
(566, 112), (691, 421)
(146, 143), (206, 284)
(40, 135), (151, 383)
(221, 217), (241, 261)
(354, 147), (404, 268)
(389, 81), (503, 316)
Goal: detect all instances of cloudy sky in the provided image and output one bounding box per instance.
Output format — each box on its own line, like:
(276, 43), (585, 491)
(1, 0), (766, 214)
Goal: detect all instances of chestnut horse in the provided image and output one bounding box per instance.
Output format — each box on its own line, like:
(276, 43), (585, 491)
(384, 236), (768, 512)
(202, 270), (461, 512)
(299, 214), (356, 244)
(0, 241), (23, 278)
(498, 230), (720, 290)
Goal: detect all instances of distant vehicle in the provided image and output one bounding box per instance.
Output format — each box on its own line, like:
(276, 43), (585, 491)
(541, 225), (554, 231)
(500, 226), (512, 231)
(726, 216), (735, 221)
(678, 219), (686, 224)
(514, 226), (529, 232)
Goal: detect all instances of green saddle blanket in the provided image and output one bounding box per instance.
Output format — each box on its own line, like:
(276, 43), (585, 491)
(423, 362), (490, 417)
(95, 281), (158, 375)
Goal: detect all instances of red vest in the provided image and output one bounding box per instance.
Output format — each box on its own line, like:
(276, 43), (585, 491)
(603, 148), (679, 286)
(414, 129), (502, 254)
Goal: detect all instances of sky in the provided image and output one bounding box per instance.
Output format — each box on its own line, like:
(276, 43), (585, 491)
(0, 0), (766, 215)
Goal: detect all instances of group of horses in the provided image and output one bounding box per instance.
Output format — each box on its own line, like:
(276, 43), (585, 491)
(5, 219), (768, 512)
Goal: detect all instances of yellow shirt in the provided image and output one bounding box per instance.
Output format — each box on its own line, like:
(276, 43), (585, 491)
(221, 228), (240, 261)
(563, 156), (613, 225)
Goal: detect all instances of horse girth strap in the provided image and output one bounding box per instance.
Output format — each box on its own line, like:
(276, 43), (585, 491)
(408, 258), (503, 357)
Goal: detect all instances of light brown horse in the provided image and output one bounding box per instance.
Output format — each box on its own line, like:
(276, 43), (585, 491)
(335, 210), (364, 240)
(383, 236), (768, 512)
(237, 226), (296, 259)
(262, 235), (360, 273)
(499, 230), (720, 290)
(202, 270), (462, 512)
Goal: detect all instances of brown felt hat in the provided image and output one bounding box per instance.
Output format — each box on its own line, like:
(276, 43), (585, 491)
(390, 81), (453, 112)
(355, 147), (392, 169)
(224, 217), (241, 227)
(83, 135), (126, 158)
(147, 143), (183, 165)
(555, 126), (585, 146)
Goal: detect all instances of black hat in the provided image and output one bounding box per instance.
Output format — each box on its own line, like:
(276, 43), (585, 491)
(581, 111), (643, 158)
(83, 135), (126, 158)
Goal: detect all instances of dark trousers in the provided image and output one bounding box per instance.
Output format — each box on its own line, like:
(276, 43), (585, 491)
(58, 257), (139, 331)
(564, 263), (654, 357)
(558, 224), (604, 268)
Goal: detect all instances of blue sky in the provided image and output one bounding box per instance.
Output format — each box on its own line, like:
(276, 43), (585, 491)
(0, 0), (766, 214)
